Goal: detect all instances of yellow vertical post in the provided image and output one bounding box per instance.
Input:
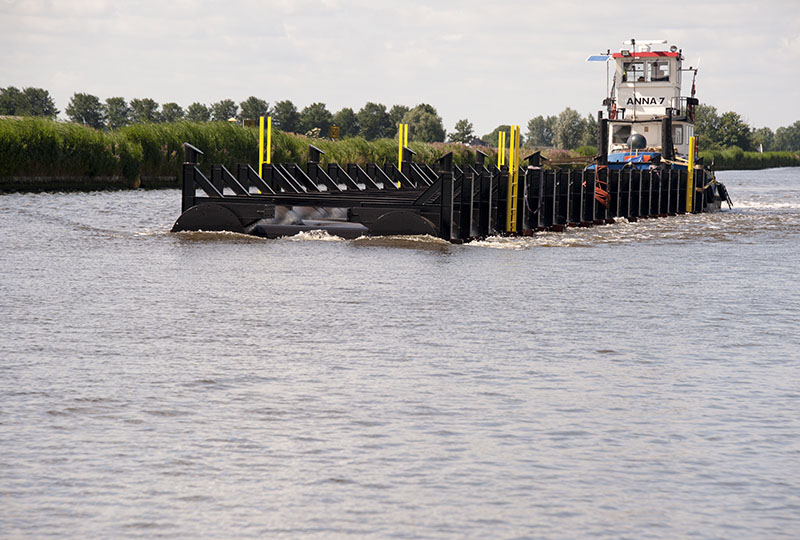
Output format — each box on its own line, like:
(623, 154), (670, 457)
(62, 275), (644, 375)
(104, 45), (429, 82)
(259, 116), (264, 178)
(505, 127), (513, 231)
(398, 124), (403, 170)
(397, 124), (406, 188)
(266, 116), (272, 165)
(498, 131), (505, 167)
(686, 135), (696, 213)
(509, 126), (516, 168)
(506, 125), (519, 233)
(514, 125), (520, 227)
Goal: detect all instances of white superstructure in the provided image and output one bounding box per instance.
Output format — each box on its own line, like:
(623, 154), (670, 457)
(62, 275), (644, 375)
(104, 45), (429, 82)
(596, 39), (698, 159)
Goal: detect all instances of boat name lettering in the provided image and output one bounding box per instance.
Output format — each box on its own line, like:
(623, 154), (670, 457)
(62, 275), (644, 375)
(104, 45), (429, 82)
(626, 97), (666, 106)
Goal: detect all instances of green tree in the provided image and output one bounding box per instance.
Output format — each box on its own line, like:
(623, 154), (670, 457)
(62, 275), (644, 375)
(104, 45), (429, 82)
(333, 107), (359, 137)
(17, 87), (59, 118)
(357, 102), (393, 140)
(105, 97), (130, 129)
(130, 98), (161, 123)
(0, 86), (58, 117)
(718, 111), (752, 150)
(299, 102), (333, 134)
(525, 115), (556, 147)
(238, 96), (270, 121)
(272, 99), (299, 132)
(774, 121), (800, 151)
(693, 104), (722, 148)
(481, 124), (512, 146)
(65, 92), (105, 129)
(402, 103), (445, 142)
(186, 102), (210, 122)
(389, 104), (410, 127)
(751, 127), (774, 152)
(553, 107), (583, 149)
(581, 113), (598, 147)
(161, 102), (184, 123)
(448, 119), (474, 143)
(210, 99), (238, 122)
(0, 86), (23, 115)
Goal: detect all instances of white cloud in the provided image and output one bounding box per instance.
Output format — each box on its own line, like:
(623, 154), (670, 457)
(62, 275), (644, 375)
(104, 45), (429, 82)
(1, 0), (799, 132)
(780, 34), (800, 58)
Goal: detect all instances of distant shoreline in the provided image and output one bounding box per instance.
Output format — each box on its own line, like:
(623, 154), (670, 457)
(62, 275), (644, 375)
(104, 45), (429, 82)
(0, 175), (178, 193)
(1, 118), (798, 193)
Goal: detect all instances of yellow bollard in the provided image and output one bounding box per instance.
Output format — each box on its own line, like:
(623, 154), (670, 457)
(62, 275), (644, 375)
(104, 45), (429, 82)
(397, 124), (408, 188)
(497, 132), (501, 167)
(502, 131), (506, 166)
(266, 116), (272, 165)
(686, 136), (695, 213)
(506, 125), (520, 233)
(398, 124), (403, 170)
(511, 126), (520, 231)
(259, 116), (264, 178)
(498, 131), (506, 167)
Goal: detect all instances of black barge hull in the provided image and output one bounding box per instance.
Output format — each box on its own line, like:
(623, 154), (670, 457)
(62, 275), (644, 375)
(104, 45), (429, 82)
(172, 143), (727, 243)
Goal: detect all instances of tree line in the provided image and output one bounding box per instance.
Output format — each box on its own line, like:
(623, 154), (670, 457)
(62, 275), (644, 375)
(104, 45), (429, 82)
(0, 86), (59, 118)
(0, 87), (448, 143)
(0, 86), (599, 149)
(2, 86), (799, 152)
(693, 105), (800, 152)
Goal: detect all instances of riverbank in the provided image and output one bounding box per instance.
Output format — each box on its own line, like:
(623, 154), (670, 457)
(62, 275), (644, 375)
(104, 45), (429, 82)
(2, 118), (798, 192)
(0, 118), (499, 192)
(699, 148), (800, 170)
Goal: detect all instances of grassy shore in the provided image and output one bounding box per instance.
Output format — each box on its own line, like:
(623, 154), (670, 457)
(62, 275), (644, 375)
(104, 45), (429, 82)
(1, 118), (798, 192)
(0, 118), (503, 191)
(698, 148), (800, 170)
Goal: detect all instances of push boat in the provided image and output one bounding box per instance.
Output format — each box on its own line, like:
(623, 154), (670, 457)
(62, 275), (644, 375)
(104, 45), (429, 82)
(588, 38), (731, 210)
(172, 39), (731, 241)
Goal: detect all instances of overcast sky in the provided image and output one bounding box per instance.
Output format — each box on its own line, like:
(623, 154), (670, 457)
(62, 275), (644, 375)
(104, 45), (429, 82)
(2, 0), (799, 135)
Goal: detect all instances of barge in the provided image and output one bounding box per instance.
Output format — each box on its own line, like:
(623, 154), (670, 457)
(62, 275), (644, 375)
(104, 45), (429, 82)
(172, 39), (729, 241)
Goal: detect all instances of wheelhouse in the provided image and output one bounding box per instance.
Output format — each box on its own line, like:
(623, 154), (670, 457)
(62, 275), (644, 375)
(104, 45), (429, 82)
(593, 39), (699, 163)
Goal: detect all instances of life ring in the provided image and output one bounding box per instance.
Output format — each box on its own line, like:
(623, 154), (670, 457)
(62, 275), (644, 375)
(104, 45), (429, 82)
(609, 103), (617, 120)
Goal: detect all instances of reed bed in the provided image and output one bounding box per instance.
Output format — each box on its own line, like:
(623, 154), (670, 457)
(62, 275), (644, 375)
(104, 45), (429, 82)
(3, 119), (795, 192)
(698, 148), (800, 170)
(1, 119), (498, 187)
(0, 117), (141, 181)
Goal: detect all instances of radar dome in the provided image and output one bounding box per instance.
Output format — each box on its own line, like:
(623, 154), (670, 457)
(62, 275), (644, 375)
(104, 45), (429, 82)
(629, 133), (647, 150)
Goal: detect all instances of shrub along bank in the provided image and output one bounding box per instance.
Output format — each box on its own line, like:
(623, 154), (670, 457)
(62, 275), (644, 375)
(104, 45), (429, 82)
(0, 118), (500, 192)
(1, 118), (798, 192)
(698, 148), (800, 170)
(0, 117), (142, 189)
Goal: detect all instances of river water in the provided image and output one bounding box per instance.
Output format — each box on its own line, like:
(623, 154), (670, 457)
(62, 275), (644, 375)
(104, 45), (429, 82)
(1, 168), (799, 539)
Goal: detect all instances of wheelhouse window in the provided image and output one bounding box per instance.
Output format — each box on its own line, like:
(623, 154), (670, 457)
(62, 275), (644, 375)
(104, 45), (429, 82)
(650, 61), (670, 82)
(673, 125), (683, 145)
(623, 62), (645, 82)
(612, 125), (631, 144)
(622, 60), (670, 82)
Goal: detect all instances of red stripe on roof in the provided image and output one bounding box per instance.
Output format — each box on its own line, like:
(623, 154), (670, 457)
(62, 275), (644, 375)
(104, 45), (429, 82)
(612, 51), (680, 58)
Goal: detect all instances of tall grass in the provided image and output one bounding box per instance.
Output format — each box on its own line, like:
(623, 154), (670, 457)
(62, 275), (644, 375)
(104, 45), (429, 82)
(120, 121), (259, 176)
(699, 148), (800, 170)
(0, 117), (141, 181)
(1, 118), (499, 187)
(5, 118), (796, 191)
